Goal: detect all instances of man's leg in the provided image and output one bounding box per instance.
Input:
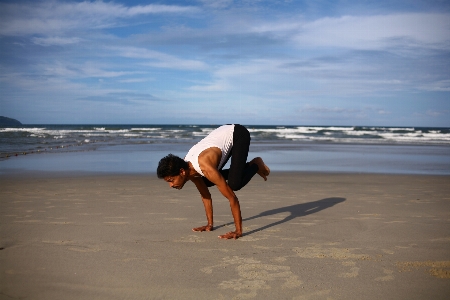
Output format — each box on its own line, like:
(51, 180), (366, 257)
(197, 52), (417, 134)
(227, 124), (258, 191)
(202, 169), (229, 187)
(201, 124), (266, 189)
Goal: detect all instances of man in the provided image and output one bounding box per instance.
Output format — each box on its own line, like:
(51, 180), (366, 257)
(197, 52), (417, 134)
(157, 124), (270, 240)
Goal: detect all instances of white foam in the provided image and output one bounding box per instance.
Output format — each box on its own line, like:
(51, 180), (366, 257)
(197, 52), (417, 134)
(347, 130), (378, 136)
(106, 129), (130, 133)
(123, 133), (142, 137)
(385, 127), (415, 131)
(321, 126), (355, 131)
(1, 126), (449, 147)
(278, 134), (310, 140)
(131, 128), (161, 131)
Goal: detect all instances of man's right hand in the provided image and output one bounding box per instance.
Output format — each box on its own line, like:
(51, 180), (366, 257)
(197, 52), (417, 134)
(192, 224), (213, 232)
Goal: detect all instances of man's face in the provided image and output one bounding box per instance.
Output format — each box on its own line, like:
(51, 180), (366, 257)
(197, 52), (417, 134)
(163, 169), (187, 190)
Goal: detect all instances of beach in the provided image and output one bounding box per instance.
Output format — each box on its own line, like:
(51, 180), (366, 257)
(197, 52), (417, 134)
(1, 172), (449, 299)
(2, 0), (450, 298)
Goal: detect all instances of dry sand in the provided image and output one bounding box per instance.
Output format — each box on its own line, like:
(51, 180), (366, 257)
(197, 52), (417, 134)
(0, 172), (449, 299)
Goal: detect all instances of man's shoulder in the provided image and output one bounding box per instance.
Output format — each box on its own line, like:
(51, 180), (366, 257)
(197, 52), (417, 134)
(198, 147), (222, 162)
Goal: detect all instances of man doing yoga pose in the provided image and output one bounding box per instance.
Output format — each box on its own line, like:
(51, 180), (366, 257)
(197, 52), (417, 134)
(157, 124), (270, 239)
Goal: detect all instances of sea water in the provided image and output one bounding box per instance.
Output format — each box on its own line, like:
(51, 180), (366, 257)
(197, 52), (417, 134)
(1, 125), (449, 175)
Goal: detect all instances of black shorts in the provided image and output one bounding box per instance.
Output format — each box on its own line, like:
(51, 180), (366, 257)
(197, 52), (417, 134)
(202, 124), (258, 191)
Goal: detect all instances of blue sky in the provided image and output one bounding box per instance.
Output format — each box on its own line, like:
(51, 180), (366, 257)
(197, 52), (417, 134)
(0, 0), (449, 126)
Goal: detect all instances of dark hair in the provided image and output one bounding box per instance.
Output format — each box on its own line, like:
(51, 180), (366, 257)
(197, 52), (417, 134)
(157, 154), (189, 178)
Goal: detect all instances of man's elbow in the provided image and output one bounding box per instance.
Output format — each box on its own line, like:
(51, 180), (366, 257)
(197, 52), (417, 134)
(228, 195), (239, 204)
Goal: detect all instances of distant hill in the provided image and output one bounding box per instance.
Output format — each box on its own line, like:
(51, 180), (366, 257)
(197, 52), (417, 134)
(0, 116), (22, 127)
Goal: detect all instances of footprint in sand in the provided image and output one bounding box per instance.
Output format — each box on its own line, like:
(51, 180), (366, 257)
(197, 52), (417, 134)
(293, 243), (370, 260)
(375, 269), (394, 281)
(292, 289), (332, 300)
(175, 235), (205, 243)
(42, 240), (101, 253)
(103, 222), (129, 225)
(396, 261), (450, 279)
(202, 256), (302, 299)
(339, 266), (360, 278)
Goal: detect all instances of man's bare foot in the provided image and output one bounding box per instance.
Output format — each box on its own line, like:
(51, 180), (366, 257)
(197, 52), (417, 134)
(250, 157), (270, 181)
(218, 231), (242, 239)
(192, 224), (213, 232)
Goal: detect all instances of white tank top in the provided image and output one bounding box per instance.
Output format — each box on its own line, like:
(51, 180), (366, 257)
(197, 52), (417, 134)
(184, 125), (234, 176)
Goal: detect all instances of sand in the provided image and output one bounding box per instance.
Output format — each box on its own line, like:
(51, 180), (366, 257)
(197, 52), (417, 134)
(0, 172), (449, 299)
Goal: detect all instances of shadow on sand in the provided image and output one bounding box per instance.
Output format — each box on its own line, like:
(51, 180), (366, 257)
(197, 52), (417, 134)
(216, 197), (346, 236)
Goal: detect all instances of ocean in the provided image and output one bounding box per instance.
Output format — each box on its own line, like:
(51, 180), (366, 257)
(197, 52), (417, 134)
(1, 125), (449, 175)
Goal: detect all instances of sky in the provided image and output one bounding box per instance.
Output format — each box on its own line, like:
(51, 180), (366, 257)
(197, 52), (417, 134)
(0, 0), (449, 126)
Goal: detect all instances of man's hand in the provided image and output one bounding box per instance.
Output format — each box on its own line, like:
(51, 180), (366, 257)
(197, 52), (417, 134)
(218, 231), (242, 240)
(192, 224), (213, 232)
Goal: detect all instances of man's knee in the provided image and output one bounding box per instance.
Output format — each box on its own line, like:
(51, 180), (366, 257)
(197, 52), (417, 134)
(228, 179), (242, 191)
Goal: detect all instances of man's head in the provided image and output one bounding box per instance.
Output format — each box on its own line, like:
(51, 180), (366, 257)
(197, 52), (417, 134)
(157, 154), (189, 189)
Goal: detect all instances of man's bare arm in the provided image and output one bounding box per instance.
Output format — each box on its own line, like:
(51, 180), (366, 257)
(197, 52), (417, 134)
(196, 147), (243, 239)
(192, 177), (214, 232)
(201, 164), (243, 239)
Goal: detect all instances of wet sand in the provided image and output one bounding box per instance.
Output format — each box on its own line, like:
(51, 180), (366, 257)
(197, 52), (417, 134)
(0, 172), (449, 299)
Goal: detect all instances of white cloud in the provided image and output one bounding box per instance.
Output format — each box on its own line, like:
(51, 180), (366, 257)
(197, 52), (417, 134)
(207, 12), (450, 50)
(126, 4), (199, 15)
(426, 109), (450, 117)
(165, 11), (450, 52)
(294, 13), (450, 50)
(198, 0), (233, 9)
(377, 109), (391, 115)
(0, 71), (86, 95)
(0, 1), (200, 36)
(296, 105), (392, 121)
(186, 59), (279, 93)
(114, 47), (207, 70)
(299, 105), (361, 114)
(184, 55), (413, 98)
(189, 82), (229, 92)
(32, 36), (82, 46)
(42, 62), (130, 78)
(418, 80), (450, 92)
(119, 78), (154, 83)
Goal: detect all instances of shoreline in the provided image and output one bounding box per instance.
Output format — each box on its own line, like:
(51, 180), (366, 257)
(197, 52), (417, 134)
(1, 141), (450, 176)
(2, 169), (450, 181)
